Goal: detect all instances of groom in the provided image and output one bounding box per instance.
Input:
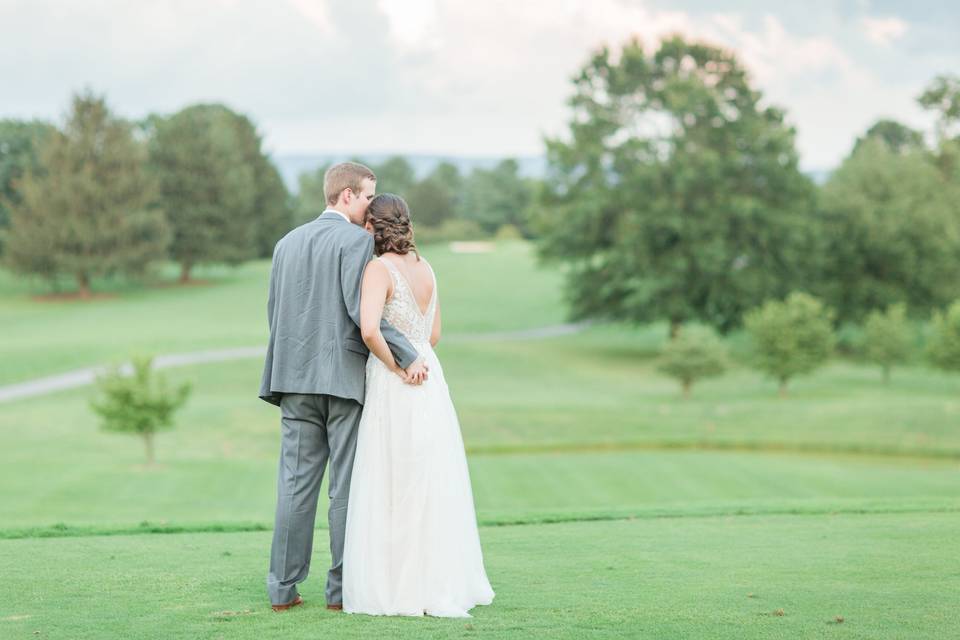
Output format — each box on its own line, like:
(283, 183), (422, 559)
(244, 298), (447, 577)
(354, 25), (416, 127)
(259, 161), (428, 612)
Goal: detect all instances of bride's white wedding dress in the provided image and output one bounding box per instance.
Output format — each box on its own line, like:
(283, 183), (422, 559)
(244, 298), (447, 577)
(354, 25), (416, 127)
(342, 256), (495, 617)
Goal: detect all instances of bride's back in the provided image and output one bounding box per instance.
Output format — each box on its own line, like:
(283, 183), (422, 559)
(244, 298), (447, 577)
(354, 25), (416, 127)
(376, 252), (438, 346)
(380, 252), (435, 314)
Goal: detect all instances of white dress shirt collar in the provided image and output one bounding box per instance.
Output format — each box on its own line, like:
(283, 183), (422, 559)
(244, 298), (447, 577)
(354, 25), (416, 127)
(322, 209), (351, 224)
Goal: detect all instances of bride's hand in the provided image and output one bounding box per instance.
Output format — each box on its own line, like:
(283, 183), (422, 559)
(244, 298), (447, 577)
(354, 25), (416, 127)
(401, 359), (429, 385)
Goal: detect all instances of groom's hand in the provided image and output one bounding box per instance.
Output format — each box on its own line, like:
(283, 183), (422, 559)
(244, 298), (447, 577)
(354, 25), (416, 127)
(403, 359), (429, 385)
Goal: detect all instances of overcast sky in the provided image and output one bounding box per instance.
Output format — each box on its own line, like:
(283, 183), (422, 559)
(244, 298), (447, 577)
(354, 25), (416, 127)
(2, 0), (957, 170)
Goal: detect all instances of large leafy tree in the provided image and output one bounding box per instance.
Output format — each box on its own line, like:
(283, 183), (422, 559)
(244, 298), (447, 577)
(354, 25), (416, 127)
(919, 74), (960, 143)
(815, 136), (960, 322)
(149, 104), (264, 283)
(2, 92), (169, 296)
(537, 36), (817, 335)
(919, 74), (960, 184)
(253, 158), (293, 258)
(0, 119), (55, 255)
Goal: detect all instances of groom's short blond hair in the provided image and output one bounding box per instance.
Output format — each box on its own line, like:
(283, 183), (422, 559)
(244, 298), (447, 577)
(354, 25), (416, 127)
(324, 162), (376, 206)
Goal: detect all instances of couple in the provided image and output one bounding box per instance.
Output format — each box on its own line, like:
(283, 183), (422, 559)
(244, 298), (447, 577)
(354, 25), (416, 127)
(258, 161), (495, 617)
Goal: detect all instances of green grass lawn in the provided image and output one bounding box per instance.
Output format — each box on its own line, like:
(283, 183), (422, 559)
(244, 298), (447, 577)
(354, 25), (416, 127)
(2, 514), (958, 639)
(2, 334), (960, 530)
(0, 240), (566, 385)
(2, 240), (959, 638)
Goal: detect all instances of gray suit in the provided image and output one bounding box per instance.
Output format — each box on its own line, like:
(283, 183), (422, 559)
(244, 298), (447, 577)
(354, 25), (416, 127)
(260, 210), (418, 606)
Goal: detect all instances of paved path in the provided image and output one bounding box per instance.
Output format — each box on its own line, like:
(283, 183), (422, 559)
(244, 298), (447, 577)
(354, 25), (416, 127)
(0, 323), (590, 404)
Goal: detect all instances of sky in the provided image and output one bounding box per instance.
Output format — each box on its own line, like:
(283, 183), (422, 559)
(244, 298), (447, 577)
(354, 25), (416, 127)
(1, 0), (958, 170)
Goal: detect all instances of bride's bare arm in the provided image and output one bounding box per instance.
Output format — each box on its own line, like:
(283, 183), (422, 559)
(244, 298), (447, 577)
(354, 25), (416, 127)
(430, 296), (442, 347)
(360, 260), (406, 377)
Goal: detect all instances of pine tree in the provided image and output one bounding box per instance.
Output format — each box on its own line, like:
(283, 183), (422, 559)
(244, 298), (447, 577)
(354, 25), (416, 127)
(2, 92), (169, 296)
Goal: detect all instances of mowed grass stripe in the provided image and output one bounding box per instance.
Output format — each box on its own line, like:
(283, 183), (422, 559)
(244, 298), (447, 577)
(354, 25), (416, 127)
(466, 439), (960, 460)
(3, 497), (958, 540)
(2, 515), (958, 639)
(2, 444), (957, 529)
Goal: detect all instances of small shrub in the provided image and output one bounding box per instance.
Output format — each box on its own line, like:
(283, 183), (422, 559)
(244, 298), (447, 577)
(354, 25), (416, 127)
(744, 292), (835, 397)
(90, 356), (191, 465)
(927, 300), (960, 374)
(864, 303), (911, 383)
(657, 326), (728, 398)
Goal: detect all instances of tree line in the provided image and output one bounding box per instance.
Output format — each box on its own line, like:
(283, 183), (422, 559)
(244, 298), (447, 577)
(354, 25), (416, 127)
(293, 155), (538, 243)
(0, 93), (540, 297)
(535, 35), (960, 338)
(1, 32), (958, 332)
(0, 94), (293, 296)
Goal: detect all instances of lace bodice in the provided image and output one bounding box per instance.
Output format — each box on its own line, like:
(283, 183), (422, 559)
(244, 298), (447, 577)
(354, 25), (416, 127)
(379, 256), (437, 346)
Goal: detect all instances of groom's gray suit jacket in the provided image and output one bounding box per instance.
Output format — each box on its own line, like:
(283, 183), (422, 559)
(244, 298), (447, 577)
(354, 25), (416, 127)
(258, 211), (419, 406)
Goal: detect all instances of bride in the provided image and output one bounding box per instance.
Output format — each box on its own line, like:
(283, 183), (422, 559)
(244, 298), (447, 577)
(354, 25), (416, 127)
(342, 193), (495, 617)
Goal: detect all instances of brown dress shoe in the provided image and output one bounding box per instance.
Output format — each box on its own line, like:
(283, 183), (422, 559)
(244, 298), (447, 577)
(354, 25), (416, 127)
(272, 595), (304, 612)
(326, 603), (343, 611)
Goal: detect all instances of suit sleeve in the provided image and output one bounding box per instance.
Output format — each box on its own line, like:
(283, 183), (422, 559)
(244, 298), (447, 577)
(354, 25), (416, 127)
(340, 233), (420, 369)
(266, 245), (280, 330)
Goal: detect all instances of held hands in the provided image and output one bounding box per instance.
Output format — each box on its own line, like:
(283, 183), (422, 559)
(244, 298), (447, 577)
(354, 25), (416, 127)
(399, 358), (429, 385)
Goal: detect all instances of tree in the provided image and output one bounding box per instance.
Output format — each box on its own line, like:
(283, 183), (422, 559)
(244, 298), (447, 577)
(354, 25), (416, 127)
(918, 74), (960, 143)
(90, 356), (192, 466)
(149, 104), (261, 283)
(462, 159), (534, 235)
(2, 92), (169, 296)
(864, 303), (911, 383)
(918, 75), (960, 195)
(252, 157), (293, 258)
(851, 119), (925, 156)
(371, 155), (416, 195)
(431, 160), (463, 193)
(744, 292), (835, 397)
(293, 162), (331, 226)
(536, 36), (817, 336)
(0, 119), (55, 255)
(406, 162), (462, 228)
(406, 177), (456, 228)
(657, 325), (728, 398)
(927, 300), (960, 375)
(815, 137), (960, 323)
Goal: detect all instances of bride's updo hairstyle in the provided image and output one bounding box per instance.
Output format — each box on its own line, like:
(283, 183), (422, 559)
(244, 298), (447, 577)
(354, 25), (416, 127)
(365, 193), (420, 260)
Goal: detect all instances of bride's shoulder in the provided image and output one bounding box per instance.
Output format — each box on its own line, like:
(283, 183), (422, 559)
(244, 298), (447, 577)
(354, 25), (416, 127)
(414, 252), (433, 271)
(364, 256), (391, 280)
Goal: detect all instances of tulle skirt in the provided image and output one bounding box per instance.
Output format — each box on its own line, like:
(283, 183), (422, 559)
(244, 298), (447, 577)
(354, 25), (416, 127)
(342, 344), (495, 617)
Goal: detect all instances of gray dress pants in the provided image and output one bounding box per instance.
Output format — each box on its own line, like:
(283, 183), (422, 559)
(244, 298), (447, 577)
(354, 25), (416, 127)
(266, 393), (363, 606)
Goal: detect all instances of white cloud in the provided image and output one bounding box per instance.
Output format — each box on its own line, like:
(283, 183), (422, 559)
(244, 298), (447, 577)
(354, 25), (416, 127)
(711, 14), (856, 82)
(287, 0), (334, 36)
(861, 15), (908, 46)
(0, 0), (949, 170)
(378, 0), (440, 50)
